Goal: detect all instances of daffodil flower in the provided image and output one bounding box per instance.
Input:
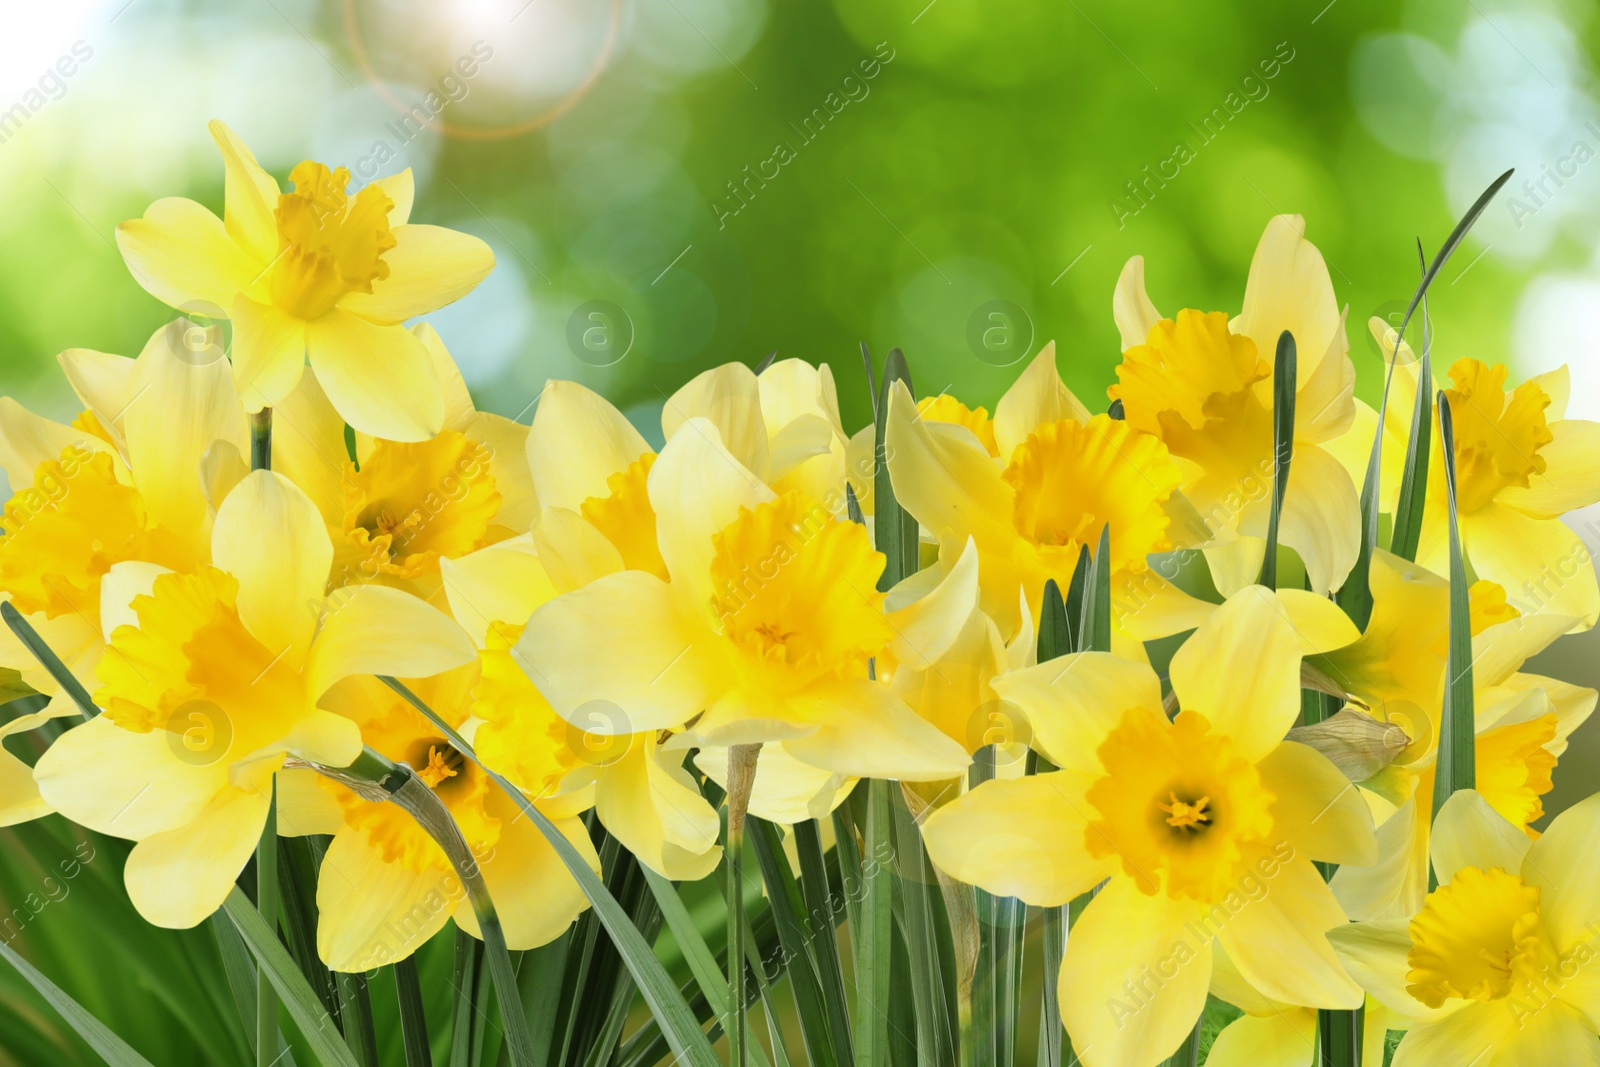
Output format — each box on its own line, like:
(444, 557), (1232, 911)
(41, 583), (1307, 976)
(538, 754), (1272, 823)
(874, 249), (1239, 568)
(1205, 942), (1389, 1067)
(1110, 215), (1360, 596)
(116, 121), (494, 441)
(1331, 788), (1600, 1064)
(441, 535), (722, 880)
(922, 586), (1374, 1067)
(283, 669), (597, 972)
(516, 418), (970, 782)
(1310, 552), (1596, 921)
(885, 348), (1213, 655)
(32, 470), (477, 929)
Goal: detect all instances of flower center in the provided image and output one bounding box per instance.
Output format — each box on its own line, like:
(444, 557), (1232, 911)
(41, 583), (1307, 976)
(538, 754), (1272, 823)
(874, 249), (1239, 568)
(1087, 707), (1275, 900)
(1406, 866), (1554, 1008)
(337, 431), (500, 586)
(1441, 360), (1553, 514)
(916, 395), (999, 457)
(1475, 713), (1559, 833)
(270, 161), (396, 321)
(709, 491), (891, 687)
(580, 452), (668, 580)
(1000, 415), (1180, 581)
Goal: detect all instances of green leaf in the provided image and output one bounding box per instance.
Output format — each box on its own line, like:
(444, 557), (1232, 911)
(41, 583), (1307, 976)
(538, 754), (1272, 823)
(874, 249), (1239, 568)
(0, 666), (38, 705)
(1343, 168), (1514, 627)
(794, 819), (857, 1065)
(1033, 578), (1072, 1067)
(0, 935), (156, 1066)
(211, 912), (262, 1056)
(1430, 394), (1475, 827)
(0, 602), (98, 721)
(1388, 243), (1433, 563)
(393, 957), (433, 1067)
(1257, 330), (1297, 590)
(449, 928), (485, 1067)
(222, 887), (361, 1067)
(874, 347), (918, 590)
(377, 678), (722, 1067)
(257, 780), (282, 1067)
(887, 790), (957, 1067)
(277, 835), (343, 1025)
(855, 779), (895, 1067)
(1079, 527), (1111, 655)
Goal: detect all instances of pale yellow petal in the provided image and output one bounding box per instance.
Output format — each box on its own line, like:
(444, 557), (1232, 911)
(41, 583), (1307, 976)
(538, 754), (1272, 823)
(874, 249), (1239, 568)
(1168, 585), (1301, 761)
(305, 310), (444, 442)
(594, 742), (721, 880)
(116, 197), (262, 314)
(469, 412), (536, 532)
(338, 224), (495, 324)
(529, 508), (624, 592)
(0, 709), (58, 825)
(204, 120), (279, 264)
(1531, 365), (1570, 420)
(696, 741), (855, 826)
(1235, 215), (1342, 394)
(526, 380), (650, 512)
(1498, 419), (1600, 518)
(455, 790), (594, 948)
(228, 293), (307, 412)
(1113, 255), (1163, 351)
(1462, 504), (1597, 629)
(1059, 880), (1209, 1067)
(992, 342), (1092, 463)
(1203, 538), (1265, 598)
(1274, 588), (1362, 653)
(316, 825), (455, 972)
(56, 347), (134, 435)
(663, 362), (770, 478)
(991, 651), (1163, 775)
(1327, 919), (1450, 1024)
(1279, 444), (1360, 594)
(412, 322), (476, 433)
(124, 771), (273, 928)
(307, 585), (477, 703)
(440, 536), (556, 648)
(1216, 852), (1362, 1009)
(1114, 569), (1215, 642)
(1208, 938), (1282, 1015)
(269, 366), (349, 527)
(1431, 788), (1529, 888)
(1525, 791), (1600, 953)
(1204, 1011), (1317, 1067)
(372, 169), (414, 226)
(885, 537), (979, 670)
(1295, 306), (1357, 445)
(1504, 1000), (1600, 1066)
(274, 767), (343, 837)
(0, 398), (111, 488)
(1330, 794), (1430, 922)
(1390, 1002), (1514, 1067)
(923, 770), (1111, 905)
(99, 560), (168, 642)
(514, 572), (721, 734)
(782, 678), (971, 782)
(213, 471), (330, 668)
(1258, 741), (1376, 865)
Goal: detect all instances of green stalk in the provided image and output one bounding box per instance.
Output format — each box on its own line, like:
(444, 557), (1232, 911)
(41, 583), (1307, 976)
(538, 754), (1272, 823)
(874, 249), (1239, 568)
(725, 743), (760, 1067)
(1257, 331), (1296, 589)
(1430, 395), (1476, 848)
(255, 779), (279, 1067)
(393, 957), (432, 1067)
(250, 408), (273, 471)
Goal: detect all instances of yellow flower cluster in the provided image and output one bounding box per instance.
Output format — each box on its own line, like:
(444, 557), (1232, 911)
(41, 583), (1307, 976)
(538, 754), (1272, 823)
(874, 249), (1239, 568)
(2, 124), (1599, 1067)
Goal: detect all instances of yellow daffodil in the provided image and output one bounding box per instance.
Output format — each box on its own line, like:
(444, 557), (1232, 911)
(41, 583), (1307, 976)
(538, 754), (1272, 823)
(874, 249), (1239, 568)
(32, 470), (477, 928)
(1110, 215), (1360, 596)
(885, 347), (1213, 655)
(1206, 943), (1389, 1067)
(516, 417), (970, 781)
(117, 121), (494, 441)
(922, 586), (1374, 1067)
(441, 535), (722, 879)
(1305, 550), (1596, 920)
(1331, 788), (1600, 1064)
(283, 669), (597, 972)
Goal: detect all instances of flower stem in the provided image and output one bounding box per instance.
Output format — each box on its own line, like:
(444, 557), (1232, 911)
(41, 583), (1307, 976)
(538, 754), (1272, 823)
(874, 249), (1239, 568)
(255, 776), (279, 1067)
(725, 743), (760, 1067)
(250, 408), (272, 471)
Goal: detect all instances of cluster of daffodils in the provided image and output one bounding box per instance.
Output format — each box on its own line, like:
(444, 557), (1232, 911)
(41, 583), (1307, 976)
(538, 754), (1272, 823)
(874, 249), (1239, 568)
(2, 125), (1599, 1067)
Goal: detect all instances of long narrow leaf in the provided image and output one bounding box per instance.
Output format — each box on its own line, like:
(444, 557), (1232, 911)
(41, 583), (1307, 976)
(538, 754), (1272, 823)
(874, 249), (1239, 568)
(223, 887), (361, 1067)
(0, 602), (97, 720)
(377, 678), (722, 1067)
(1257, 331), (1297, 590)
(1430, 394), (1475, 827)
(888, 787), (957, 1067)
(1389, 243), (1434, 562)
(0, 937), (156, 1067)
(794, 819), (857, 1065)
(856, 779), (895, 1066)
(393, 957), (433, 1067)
(1033, 578), (1072, 1067)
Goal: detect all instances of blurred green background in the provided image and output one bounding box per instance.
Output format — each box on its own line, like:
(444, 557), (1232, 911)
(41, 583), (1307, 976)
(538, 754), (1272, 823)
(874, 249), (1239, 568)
(2, 0), (1600, 1060)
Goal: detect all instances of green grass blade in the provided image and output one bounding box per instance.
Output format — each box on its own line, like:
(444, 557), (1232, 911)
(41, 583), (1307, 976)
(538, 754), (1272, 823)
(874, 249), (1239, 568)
(393, 957), (433, 1067)
(874, 347), (917, 589)
(1430, 394), (1476, 829)
(449, 928), (485, 1067)
(887, 788), (957, 1067)
(1389, 244), (1434, 563)
(278, 835), (343, 1024)
(0, 602), (98, 721)
(223, 887), (361, 1067)
(1079, 527), (1111, 654)
(377, 678), (722, 1067)
(1257, 330), (1297, 590)
(212, 912), (262, 1056)
(794, 819), (857, 1065)
(856, 779), (895, 1066)
(1033, 579), (1072, 1067)
(257, 780), (282, 1067)
(335, 972), (379, 1067)
(0, 937), (156, 1066)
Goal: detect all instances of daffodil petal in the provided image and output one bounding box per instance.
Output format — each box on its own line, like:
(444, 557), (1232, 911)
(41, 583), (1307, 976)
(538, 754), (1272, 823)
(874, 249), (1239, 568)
(338, 223), (495, 324)
(0, 398), (109, 487)
(440, 535), (557, 648)
(316, 825), (456, 972)
(307, 585), (477, 704)
(306, 310), (444, 442)
(455, 790), (595, 948)
(0, 709), (57, 825)
(117, 197), (262, 314)
(373, 168), (414, 227)
(1113, 256), (1163, 351)
(1327, 919), (1450, 1023)
(1524, 791), (1600, 953)
(270, 366), (348, 527)
(1169, 586), (1301, 761)
(663, 362), (770, 478)
(1235, 215), (1342, 395)
(514, 571), (720, 734)
(1216, 852), (1362, 1009)
(886, 537), (980, 669)
(1330, 793), (1430, 922)
(1498, 419), (1600, 518)
(1203, 538), (1265, 598)
(1430, 788), (1528, 887)
(783, 679), (971, 782)
(1295, 309), (1357, 444)
(100, 560), (169, 642)
(922, 770), (1111, 906)
(1259, 741), (1376, 866)
(594, 743), (721, 880)
(1462, 503), (1598, 630)
(56, 346), (134, 433)
(1279, 444), (1360, 595)
(123, 772), (273, 928)
(274, 767), (343, 837)
(213, 470), (330, 669)
(1115, 569), (1215, 642)
(1204, 1010), (1317, 1067)
(208, 120), (280, 263)
(529, 508), (624, 592)
(1059, 879), (1209, 1067)
(1507, 1000), (1600, 1066)
(696, 741), (855, 826)
(470, 411), (536, 532)
(1390, 1001), (1515, 1067)
(992, 342), (1092, 463)
(1273, 587), (1362, 653)
(526, 380), (651, 512)
(992, 652), (1163, 774)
